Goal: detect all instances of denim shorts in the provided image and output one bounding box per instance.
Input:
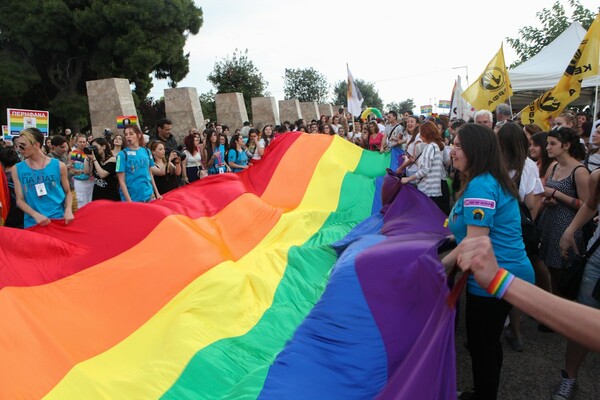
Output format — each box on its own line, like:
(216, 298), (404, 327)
(577, 248), (600, 309)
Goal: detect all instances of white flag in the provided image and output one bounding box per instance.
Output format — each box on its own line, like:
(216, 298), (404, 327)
(347, 65), (364, 117)
(450, 76), (474, 121)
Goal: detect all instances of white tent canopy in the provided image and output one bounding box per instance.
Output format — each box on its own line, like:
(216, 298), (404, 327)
(509, 21), (600, 92)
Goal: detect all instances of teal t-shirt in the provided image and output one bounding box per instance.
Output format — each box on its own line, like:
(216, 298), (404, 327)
(448, 173), (535, 296)
(16, 158), (66, 228)
(115, 147), (155, 202)
(227, 148), (249, 173)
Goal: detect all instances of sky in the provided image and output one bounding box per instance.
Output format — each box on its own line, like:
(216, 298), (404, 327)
(151, 0), (599, 115)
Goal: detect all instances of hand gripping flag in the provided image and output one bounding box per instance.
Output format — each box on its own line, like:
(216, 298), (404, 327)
(520, 14), (600, 129)
(462, 44), (513, 112)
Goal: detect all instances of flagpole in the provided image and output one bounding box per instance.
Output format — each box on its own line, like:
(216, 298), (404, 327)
(594, 62), (600, 127)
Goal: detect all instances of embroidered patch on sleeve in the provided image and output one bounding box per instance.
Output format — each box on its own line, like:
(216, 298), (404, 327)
(463, 198), (496, 209)
(472, 208), (485, 220)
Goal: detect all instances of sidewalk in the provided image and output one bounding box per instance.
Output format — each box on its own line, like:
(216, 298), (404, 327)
(455, 296), (600, 399)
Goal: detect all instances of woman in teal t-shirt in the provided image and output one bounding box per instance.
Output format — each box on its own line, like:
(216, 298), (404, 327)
(442, 123), (534, 400)
(227, 134), (249, 173)
(116, 124), (162, 202)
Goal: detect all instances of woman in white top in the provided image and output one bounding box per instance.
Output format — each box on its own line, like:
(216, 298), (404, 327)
(182, 132), (204, 184)
(403, 115), (423, 177)
(584, 124), (600, 171)
(498, 123), (545, 352)
(245, 129), (263, 164)
(401, 121), (449, 214)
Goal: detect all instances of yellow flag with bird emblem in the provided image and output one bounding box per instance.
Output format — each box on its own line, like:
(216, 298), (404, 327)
(462, 44), (513, 112)
(520, 13), (600, 129)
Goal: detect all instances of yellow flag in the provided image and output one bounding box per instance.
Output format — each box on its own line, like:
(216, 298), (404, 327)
(462, 44), (513, 111)
(520, 14), (600, 129)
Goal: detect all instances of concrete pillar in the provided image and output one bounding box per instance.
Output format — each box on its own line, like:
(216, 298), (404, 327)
(279, 99), (302, 123)
(251, 96), (280, 131)
(318, 104), (334, 118)
(215, 93), (249, 133)
(299, 101), (319, 122)
(86, 78), (137, 136)
(164, 87), (205, 142)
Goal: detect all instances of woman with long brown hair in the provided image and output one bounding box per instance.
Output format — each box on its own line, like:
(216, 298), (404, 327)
(442, 123), (534, 400)
(181, 132), (204, 184)
(401, 121), (449, 214)
(365, 121), (383, 151)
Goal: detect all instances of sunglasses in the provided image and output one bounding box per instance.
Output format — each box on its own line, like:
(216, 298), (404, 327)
(17, 143), (27, 150)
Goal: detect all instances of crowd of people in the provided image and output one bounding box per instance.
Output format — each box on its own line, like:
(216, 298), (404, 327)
(1, 106), (600, 400)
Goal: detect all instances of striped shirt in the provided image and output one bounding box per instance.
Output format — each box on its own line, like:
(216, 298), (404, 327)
(414, 142), (445, 197)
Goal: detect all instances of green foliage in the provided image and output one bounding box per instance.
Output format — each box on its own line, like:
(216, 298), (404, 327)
(137, 97), (165, 132)
(284, 68), (329, 102)
(207, 49), (268, 120)
(332, 79), (383, 110)
(506, 0), (595, 68)
(386, 99), (415, 113)
(0, 0), (202, 129)
(199, 91), (217, 123)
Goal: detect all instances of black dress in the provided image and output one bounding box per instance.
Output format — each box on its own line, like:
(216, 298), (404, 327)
(92, 160), (120, 201)
(154, 168), (179, 195)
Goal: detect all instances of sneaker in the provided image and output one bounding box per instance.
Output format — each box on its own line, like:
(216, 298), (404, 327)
(504, 329), (524, 352)
(551, 369), (577, 400)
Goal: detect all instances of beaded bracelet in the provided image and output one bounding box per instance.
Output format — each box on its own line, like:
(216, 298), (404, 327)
(486, 268), (515, 299)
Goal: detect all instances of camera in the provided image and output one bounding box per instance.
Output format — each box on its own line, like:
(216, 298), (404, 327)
(83, 145), (98, 158)
(174, 145), (186, 161)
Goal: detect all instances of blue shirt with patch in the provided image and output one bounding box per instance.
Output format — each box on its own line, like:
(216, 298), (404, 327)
(449, 173), (534, 297)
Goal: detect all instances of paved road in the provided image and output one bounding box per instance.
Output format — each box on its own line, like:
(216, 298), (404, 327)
(455, 294), (600, 399)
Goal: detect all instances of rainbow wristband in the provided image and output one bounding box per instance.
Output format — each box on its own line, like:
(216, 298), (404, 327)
(486, 268), (515, 299)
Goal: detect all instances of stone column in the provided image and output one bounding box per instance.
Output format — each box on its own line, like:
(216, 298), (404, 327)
(318, 104), (334, 118)
(86, 78), (138, 136)
(279, 99), (302, 123)
(251, 97), (280, 131)
(164, 87), (205, 142)
(215, 93), (249, 133)
(299, 102), (319, 122)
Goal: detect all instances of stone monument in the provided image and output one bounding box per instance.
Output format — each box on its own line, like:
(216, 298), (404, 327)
(251, 97), (280, 131)
(215, 93), (249, 132)
(164, 87), (205, 142)
(299, 102), (319, 122)
(86, 78), (138, 135)
(278, 99), (302, 123)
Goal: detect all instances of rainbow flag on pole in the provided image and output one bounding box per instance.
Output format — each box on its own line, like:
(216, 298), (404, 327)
(0, 133), (456, 399)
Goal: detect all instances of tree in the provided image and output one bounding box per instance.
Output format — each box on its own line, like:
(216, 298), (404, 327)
(506, 0), (595, 68)
(332, 79), (383, 111)
(207, 49), (268, 120)
(0, 0), (203, 131)
(199, 91), (217, 124)
(137, 97), (165, 132)
(386, 99), (416, 114)
(283, 68), (329, 102)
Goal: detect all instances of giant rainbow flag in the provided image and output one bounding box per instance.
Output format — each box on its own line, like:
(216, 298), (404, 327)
(0, 133), (456, 399)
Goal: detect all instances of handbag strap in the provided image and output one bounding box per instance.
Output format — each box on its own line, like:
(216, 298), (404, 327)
(585, 233), (600, 258)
